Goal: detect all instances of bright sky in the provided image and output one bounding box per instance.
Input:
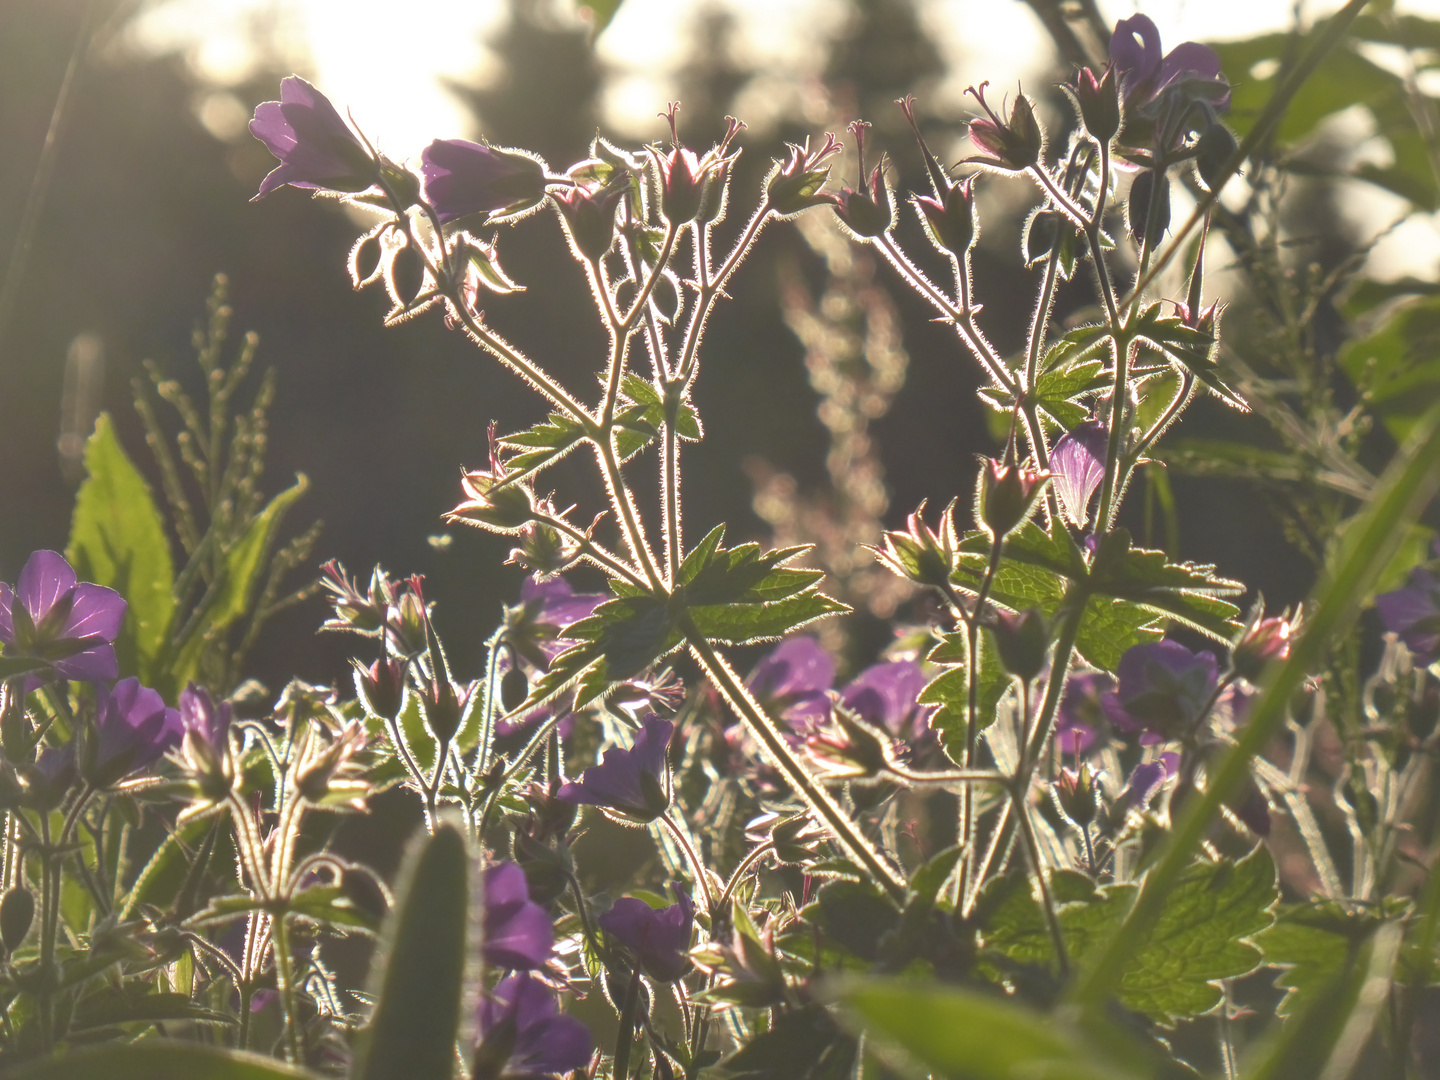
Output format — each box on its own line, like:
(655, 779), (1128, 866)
(129, 0), (1440, 278)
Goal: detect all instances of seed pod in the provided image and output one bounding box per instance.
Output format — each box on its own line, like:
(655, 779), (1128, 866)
(1127, 170), (1171, 247)
(1194, 123), (1239, 193)
(1, 888), (34, 953)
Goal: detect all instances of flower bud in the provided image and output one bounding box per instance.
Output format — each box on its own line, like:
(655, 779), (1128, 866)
(770, 812), (825, 866)
(356, 656), (407, 722)
(1052, 763), (1099, 827)
(0, 888), (34, 953)
(832, 122), (893, 239)
(966, 83), (1043, 171)
(506, 519), (581, 578)
(295, 720), (368, 806)
(765, 134), (842, 216)
(914, 176), (977, 258)
(1231, 612), (1295, 683)
(805, 706), (894, 781)
(449, 468), (538, 535)
(1127, 170), (1171, 247)
(420, 676), (470, 748)
(513, 828), (573, 907)
(384, 241), (428, 312)
(988, 608), (1049, 683)
(1194, 122), (1239, 193)
(1073, 66), (1121, 144)
(977, 458), (1049, 539)
(555, 172), (629, 262)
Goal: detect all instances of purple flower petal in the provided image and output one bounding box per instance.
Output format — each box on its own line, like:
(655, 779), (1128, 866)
(555, 715), (673, 822)
(250, 76), (377, 198)
(483, 864), (554, 971)
(1121, 751), (1179, 809)
(1111, 15), (1163, 90)
(52, 645), (118, 686)
(840, 660), (928, 737)
(91, 677), (182, 784)
(1375, 568), (1440, 663)
(1102, 640), (1218, 738)
(599, 886), (695, 983)
(1050, 421), (1108, 529)
(16, 550), (77, 627)
(179, 684), (234, 748)
(750, 637), (836, 701)
(1056, 671), (1114, 754)
(478, 973), (592, 1078)
(420, 139), (549, 225)
(60, 582), (127, 643)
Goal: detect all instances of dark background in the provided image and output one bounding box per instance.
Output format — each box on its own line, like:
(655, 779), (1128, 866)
(0, 0), (1314, 699)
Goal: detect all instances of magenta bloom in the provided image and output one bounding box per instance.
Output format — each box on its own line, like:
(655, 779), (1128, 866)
(1055, 671), (1115, 754)
(0, 550), (125, 687)
(88, 677), (182, 786)
(420, 139), (549, 224)
(555, 715), (673, 823)
(250, 76), (379, 198)
(1102, 640), (1219, 739)
(482, 863), (554, 972)
(840, 659), (931, 740)
(748, 637), (835, 732)
(1110, 15), (1228, 110)
(599, 885), (695, 982)
(1050, 421), (1108, 530)
(1375, 568), (1440, 663)
(475, 973), (592, 1080)
(515, 576), (606, 667)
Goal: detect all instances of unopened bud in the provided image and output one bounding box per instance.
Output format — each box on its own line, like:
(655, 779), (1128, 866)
(1053, 764), (1099, 827)
(1127, 170), (1171, 247)
(1073, 66), (1120, 144)
(1194, 122), (1239, 193)
(1232, 614), (1294, 682)
(988, 608), (1049, 683)
(356, 657), (407, 722)
(421, 678), (469, 747)
(0, 888), (34, 953)
(914, 176), (977, 258)
(977, 459), (1049, 539)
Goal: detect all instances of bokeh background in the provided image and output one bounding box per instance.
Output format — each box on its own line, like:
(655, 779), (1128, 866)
(3, 0), (1438, 698)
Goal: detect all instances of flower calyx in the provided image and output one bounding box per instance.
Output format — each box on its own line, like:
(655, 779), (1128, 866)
(965, 82), (1043, 172)
(832, 121), (894, 239)
(765, 133), (843, 217)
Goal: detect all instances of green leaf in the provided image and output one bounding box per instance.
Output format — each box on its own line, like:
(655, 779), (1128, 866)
(0, 656), (49, 682)
(1070, 399), (1440, 1020)
(352, 824), (471, 1080)
(168, 475), (308, 694)
(72, 988), (233, 1031)
(920, 630), (1011, 757)
(66, 412), (175, 682)
(525, 591), (680, 711)
(805, 879), (900, 962)
(498, 413), (589, 478)
(719, 1003), (858, 1080)
(1255, 903), (1387, 1019)
(1339, 294), (1440, 443)
(981, 358), (1110, 431)
(1129, 303), (1245, 410)
(986, 848), (1277, 1024)
(119, 814), (213, 919)
(0, 1042), (318, 1079)
(1087, 528), (1244, 643)
(833, 977), (1138, 1080)
(620, 374), (702, 442)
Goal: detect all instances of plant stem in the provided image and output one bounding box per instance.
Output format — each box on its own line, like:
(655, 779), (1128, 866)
(613, 966), (643, 1080)
(660, 813), (716, 912)
(684, 627), (908, 903)
(271, 913), (304, 1065)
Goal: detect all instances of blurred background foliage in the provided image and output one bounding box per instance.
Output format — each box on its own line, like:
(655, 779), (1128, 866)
(2, 0), (1438, 699)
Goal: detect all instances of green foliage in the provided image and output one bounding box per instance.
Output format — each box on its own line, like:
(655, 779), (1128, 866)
(719, 1003), (858, 1080)
(920, 629), (1010, 755)
(0, 1042), (319, 1080)
(66, 412), (175, 683)
(834, 977), (1138, 1080)
(985, 848), (1277, 1024)
(350, 824), (471, 1080)
(1339, 295), (1440, 443)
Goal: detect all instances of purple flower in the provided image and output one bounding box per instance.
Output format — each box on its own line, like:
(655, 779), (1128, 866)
(1050, 421), (1108, 530)
(510, 576), (606, 669)
(840, 660), (931, 740)
(250, 76), (379, 198)
(474, 973), (592, 1080)
(1055, 671), (1114, 754)
(1110, 15), (1228, 110)
(88, 677), (182, 786)
(179, 684), (233, 749)
(1101, 640), (1218, 739)
(599, 885), (695, 982)
(0, 550), (125, 687)
(1120, 751), (1179, 810)
(483, 863), (554, 972)
(555, 715), (672, 823)
(748, 637), (835, 732)
(420, 139), (549, 225)
(1375, 568), (1440, 663)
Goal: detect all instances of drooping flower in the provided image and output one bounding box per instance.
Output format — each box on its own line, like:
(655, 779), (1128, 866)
(599, 885), (695, 982)
(840, 659), (931, 740)
(482, 863), (554, 972)
(1055, 671), (1114, 754)
(473, 973), (592, 1080)
(176, 683), (235, 802)
(250, 76), (380, 199)
(0, 550), (125, 687)
(1050, 421), (1108, 530)
(419, 139), (550, 224)
(88, 678), (182, 787)
(1375, 568), (1440, 664)
(1109, 15), (1228, 110)
(179, 683), (233, 749)
(748, 637), (835, 733)
(1101, 640), (1219, 739)
(555, 715), (673, 823)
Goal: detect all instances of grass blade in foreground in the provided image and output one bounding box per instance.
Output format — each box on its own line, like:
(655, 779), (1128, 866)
(1068, 401), (1440, 1020)
(350, 823), (471, 1080)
